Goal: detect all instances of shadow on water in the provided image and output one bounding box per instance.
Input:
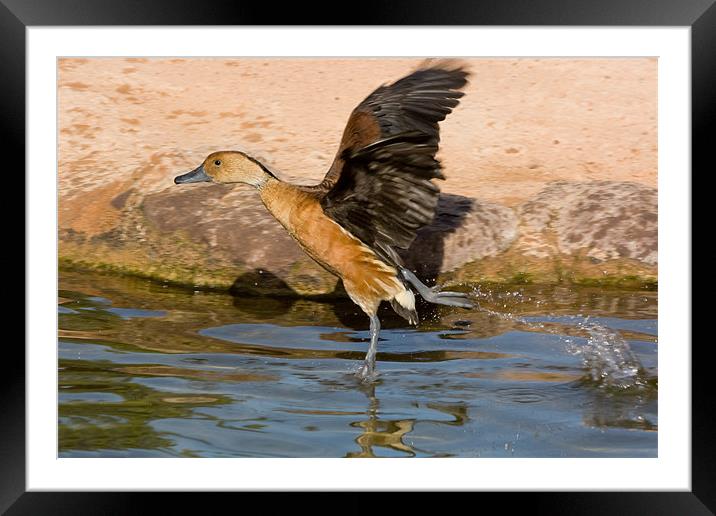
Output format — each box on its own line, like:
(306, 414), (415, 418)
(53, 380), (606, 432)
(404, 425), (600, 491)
(230, 272), (297, 318)
(228, 268), (441, 332)
(58, 268), (658, 457)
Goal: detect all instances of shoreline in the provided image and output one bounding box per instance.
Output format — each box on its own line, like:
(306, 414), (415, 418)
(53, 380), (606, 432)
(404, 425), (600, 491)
(58, 256), (657, 295)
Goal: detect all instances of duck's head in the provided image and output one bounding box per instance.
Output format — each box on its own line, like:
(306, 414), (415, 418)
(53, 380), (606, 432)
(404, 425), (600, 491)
(174, 151), (273, 187)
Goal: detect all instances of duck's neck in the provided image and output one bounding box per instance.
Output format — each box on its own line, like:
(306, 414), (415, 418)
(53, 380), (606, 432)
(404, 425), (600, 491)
(257, 175), (283, 195)
(258, 177), (311, 232)
(243, 165), (276, 190)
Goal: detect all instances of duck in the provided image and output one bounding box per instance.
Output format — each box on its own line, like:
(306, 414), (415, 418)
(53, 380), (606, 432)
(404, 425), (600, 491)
(174, 61), (473, 381)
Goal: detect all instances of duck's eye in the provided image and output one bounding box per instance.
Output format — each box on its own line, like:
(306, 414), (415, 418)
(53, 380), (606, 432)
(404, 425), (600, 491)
(214, 159), (222, 166)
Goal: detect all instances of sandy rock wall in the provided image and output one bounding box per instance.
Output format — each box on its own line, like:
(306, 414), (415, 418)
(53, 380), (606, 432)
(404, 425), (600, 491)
(59, 58), (657, 292)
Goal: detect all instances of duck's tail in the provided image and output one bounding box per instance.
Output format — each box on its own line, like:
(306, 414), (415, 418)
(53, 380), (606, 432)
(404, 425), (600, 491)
(390, 286), (419, 325)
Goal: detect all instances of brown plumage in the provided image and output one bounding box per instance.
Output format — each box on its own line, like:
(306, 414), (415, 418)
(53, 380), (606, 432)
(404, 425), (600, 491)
(174, 60), (473, 381)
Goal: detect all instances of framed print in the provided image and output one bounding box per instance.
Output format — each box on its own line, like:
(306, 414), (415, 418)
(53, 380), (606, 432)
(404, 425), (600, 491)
(7, 0), (709, 513)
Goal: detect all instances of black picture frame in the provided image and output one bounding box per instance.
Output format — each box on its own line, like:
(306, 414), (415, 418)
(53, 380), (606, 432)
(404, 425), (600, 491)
(6, 0), (706, 513)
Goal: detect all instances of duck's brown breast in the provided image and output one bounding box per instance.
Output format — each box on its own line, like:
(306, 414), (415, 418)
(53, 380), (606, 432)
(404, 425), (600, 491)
(260, 180), (403, 307)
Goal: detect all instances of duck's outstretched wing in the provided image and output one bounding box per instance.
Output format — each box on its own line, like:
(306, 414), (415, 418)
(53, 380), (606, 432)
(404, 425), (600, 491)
(309, 61), (469, 266)
(313, 60), (469, 193)
(320, 131), (443, 266)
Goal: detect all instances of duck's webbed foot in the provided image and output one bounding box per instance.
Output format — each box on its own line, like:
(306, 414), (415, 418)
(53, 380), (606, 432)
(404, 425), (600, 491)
(424, 288), (474, 308)
(400, 268), (474, 309)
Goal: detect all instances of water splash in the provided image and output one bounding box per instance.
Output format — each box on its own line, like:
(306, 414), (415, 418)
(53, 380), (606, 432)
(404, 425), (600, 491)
(568, 323), (648, 390)
(466, 286), (652, 391)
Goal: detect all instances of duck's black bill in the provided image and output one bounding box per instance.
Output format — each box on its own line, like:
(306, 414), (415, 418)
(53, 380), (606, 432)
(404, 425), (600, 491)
(174, 165), (210, 184)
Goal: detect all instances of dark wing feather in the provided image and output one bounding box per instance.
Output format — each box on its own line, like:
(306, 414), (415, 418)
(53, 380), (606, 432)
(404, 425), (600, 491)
(308, 61), (469, 268)
(313, 61), (469, 192)
(321, 132), (443, 266)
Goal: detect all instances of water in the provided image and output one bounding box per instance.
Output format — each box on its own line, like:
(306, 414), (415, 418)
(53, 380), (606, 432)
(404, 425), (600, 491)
(58, 269), (657, 458)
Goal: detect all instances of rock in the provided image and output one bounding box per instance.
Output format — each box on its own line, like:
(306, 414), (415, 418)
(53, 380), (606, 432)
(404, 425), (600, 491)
(59, 179), (658, 292)
(401, 194), (518, 279)
(516, 181), (657, 265)
(141, 185), (337, 295)
(432, 180), (657, 289)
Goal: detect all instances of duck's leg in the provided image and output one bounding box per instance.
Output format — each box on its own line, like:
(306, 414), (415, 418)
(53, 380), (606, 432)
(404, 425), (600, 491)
(400, 268), (473, 309)
(358, 314), (381, 381)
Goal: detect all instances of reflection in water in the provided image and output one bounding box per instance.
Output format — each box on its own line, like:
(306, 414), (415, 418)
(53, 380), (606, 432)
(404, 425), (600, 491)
(117, 365), (277, 383)
(346, 384), (471, 458)
(347, 383), (417, 458)
(59, 358), (232, 455)
(58, 268), (658, 458)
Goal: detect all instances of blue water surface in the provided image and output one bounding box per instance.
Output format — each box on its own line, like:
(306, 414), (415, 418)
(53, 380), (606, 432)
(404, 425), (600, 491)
(58, 271), (657, 458)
